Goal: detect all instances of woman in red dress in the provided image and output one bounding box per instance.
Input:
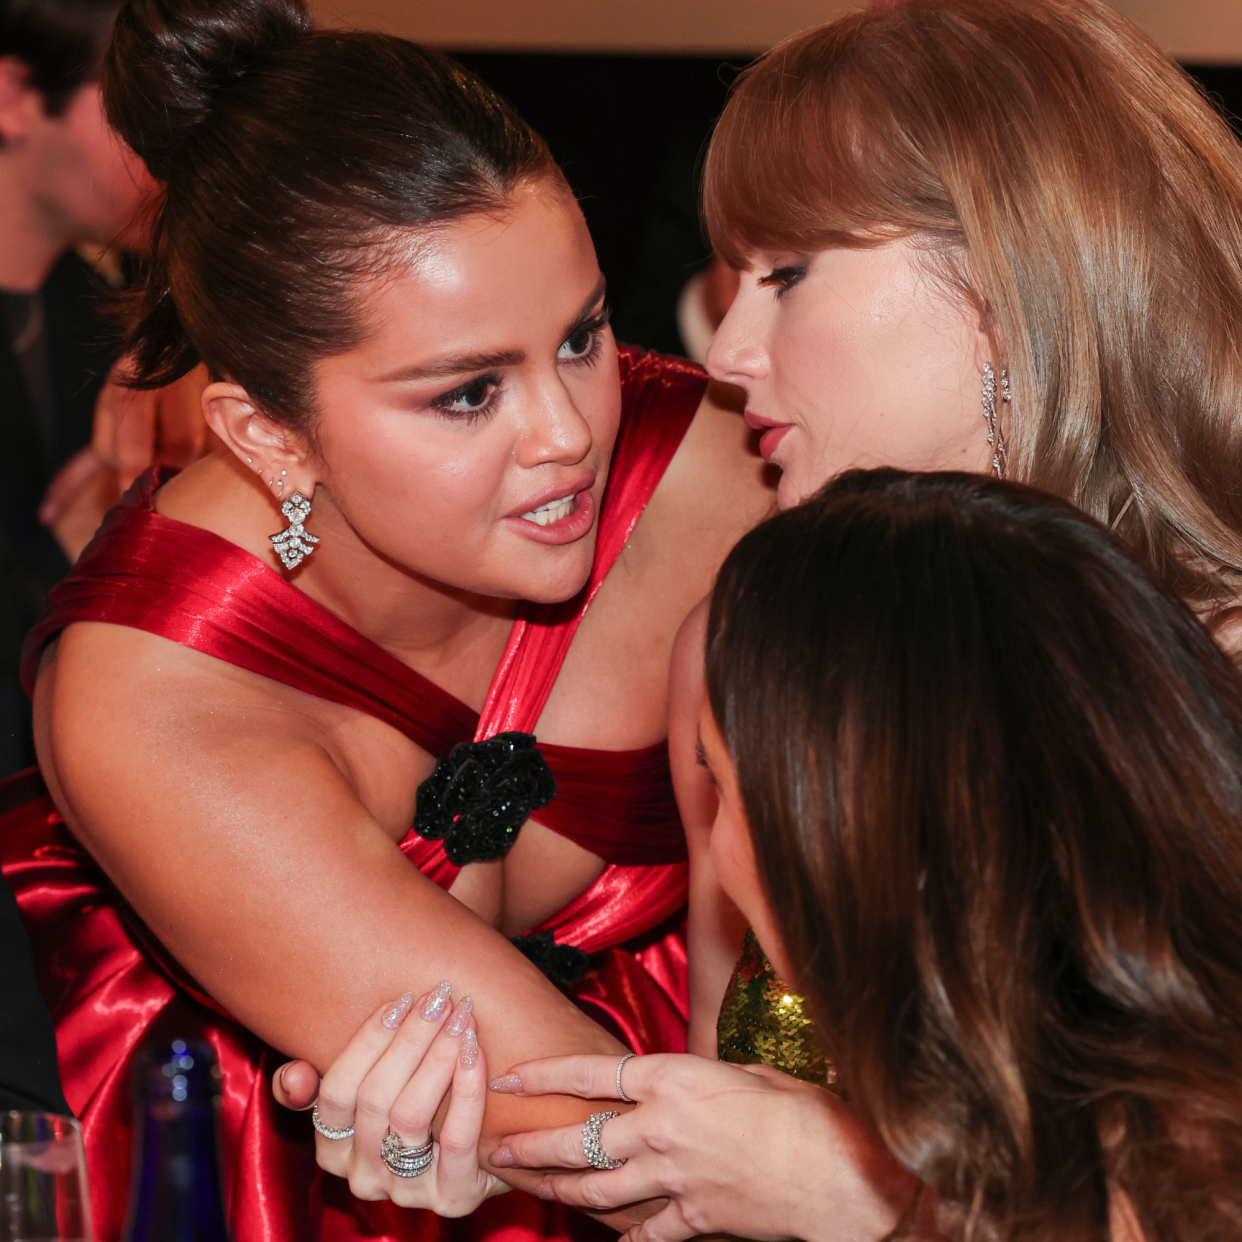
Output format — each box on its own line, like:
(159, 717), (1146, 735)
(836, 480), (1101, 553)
(0, 0), (772, 1237)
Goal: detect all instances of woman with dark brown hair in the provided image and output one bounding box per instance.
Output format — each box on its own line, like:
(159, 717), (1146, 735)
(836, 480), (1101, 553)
(0, 0), (775, 1235)
(494, 468), (1242, 1241)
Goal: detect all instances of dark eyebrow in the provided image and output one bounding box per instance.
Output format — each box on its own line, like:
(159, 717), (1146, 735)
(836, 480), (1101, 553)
(376, 275), (608, 386)
(376, 347), (525, 385)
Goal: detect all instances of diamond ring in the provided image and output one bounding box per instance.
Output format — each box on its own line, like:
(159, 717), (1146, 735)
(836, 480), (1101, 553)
(615, 1052), (638, 1104)
(381, 1129), (434, 1178)
(582, 1110), (625, 1170)
(311, 1102), (354, 1141)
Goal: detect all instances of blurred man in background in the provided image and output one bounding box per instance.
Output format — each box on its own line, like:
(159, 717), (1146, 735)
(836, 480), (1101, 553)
(0, 0), (154, 777)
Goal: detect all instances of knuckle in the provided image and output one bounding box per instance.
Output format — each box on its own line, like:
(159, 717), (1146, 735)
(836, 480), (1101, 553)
(438, 1132), (477, 1161)
(314, 1148), (349, 1177)
(569, 1059), (597, 1098)
(579, 1177), (614, 1211)
(314, 1082), (352, 1117)
(387, 1102), (429, 1137)
(353, 1085), (391, 1121)
(681, 1203), (712, 1235)
(347, 1170), (387, 1202)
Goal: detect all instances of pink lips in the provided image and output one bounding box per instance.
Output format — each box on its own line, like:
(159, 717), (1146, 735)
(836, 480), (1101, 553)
(744, 409), (794, 464)
(504, 484), (597, 546)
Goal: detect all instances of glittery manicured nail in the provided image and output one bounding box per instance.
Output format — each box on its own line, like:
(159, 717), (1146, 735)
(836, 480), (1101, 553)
(445, 996), (473, 1037)
(535, 1182), (556, 1201)
(420, 980), (452, 1021)
(460, 1028), (479, 1067)
(381, 991), (414, 1030)
(489, 1145), (513, 1168)
(488, 1073), (521, 1093)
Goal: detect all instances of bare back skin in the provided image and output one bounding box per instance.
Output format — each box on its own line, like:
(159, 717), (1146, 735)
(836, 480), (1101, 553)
(33, 186), (775, 1207)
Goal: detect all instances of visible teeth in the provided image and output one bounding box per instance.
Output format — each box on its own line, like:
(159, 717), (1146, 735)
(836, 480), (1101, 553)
(521, 494), (576, 526)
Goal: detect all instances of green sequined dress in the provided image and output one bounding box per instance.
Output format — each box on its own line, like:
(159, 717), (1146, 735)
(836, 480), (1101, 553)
(716, 929), (839, 1090)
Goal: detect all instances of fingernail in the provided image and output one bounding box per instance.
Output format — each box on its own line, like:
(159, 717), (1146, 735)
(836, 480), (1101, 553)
(420, 980), (452, 1021)
(535, 1181), (556, 1201)
(445, 996), (473, 1037)
(278, 1063), (290, 1091)
(489, 1145), (513, 1168)
(382, 991), (415, 1029)
(488, 1073), (521, 1093)
(460, 1027), (479, 1067)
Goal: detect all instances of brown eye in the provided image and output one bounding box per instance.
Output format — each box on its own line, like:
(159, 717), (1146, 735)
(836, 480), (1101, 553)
(558, 325), (594, 359)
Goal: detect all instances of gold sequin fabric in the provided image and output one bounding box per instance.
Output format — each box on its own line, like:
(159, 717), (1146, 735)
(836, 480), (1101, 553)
(717, 929), (839, 1091)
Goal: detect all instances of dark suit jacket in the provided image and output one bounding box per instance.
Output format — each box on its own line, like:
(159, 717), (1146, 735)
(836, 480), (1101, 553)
(1, 251), (118, 775)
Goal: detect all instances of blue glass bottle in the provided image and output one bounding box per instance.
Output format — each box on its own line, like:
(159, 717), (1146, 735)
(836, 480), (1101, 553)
(121, 1039), (231, 1242)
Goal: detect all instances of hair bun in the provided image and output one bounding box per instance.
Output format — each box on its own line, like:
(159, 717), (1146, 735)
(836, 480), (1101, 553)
(103, 0), (311, 182)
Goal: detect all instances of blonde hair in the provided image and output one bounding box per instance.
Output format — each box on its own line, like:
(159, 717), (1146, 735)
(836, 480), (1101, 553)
(704, 0), (1242, 613)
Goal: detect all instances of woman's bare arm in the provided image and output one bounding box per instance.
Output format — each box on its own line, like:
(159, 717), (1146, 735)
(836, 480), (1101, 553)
(34, 622), (626, 1191)
(669, 601), (748, 1057)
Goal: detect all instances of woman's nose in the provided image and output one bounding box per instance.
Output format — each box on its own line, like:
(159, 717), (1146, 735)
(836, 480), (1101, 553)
(706, 291), (770, 385)
(516, 377), (594, 468)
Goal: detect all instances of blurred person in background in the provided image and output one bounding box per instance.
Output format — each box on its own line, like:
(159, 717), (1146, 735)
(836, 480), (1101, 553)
(0, 0), (155, 776)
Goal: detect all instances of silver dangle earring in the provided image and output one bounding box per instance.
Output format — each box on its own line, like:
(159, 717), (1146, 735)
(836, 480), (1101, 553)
(981, 361), (1010, 479)
(269, 491), (319, 571)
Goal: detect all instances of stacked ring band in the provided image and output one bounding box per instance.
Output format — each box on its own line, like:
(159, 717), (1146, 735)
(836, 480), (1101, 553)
(381, 1129), (435, 1178)
(615, 1052), (637, 1104)
(582, 1110), (626, 1170)
(311, 1102), (355, 1141)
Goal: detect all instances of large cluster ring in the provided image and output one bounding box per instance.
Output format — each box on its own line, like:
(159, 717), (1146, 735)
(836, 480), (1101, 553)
(615, 1052), (638, 1104)
(381, 1129), (434, 1178)
(311, 1102), (354, 1141)
(582, 1110), (625, 1170)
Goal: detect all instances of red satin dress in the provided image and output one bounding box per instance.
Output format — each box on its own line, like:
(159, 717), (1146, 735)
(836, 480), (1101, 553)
(0, 346), (707, 1242)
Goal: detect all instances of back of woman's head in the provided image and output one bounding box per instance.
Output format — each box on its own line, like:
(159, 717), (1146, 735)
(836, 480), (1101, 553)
(103, 0), (557, 426)
(703, 0), (1242, 615)
(706, 469), (1242, 1241)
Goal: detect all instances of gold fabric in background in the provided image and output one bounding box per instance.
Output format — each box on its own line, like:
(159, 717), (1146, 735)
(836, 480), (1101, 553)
(716, 929), (839, 1089)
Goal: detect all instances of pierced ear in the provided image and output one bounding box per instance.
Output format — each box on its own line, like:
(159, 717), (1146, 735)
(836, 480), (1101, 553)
(202, 381), (316, 502)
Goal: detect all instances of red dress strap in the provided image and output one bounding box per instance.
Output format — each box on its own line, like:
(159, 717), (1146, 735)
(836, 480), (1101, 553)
(21, 470), (478, 758)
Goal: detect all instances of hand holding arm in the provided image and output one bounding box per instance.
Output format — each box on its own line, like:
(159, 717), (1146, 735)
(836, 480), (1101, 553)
(489, 1053), (920, 1242)
(273, 984), (507, 1215)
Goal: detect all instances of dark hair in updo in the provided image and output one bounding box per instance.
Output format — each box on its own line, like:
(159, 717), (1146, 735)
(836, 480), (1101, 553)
(102, 0), (558, 427)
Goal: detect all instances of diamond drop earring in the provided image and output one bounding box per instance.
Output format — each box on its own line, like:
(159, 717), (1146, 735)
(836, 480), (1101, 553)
(269, 491), (319, 571)
(981, 361), (1010, 479)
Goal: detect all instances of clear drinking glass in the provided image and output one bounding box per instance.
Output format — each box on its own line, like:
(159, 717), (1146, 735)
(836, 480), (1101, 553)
(0, 1112), (93, 1241)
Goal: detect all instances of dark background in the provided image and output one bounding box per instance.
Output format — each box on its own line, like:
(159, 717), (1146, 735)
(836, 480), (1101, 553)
(453, 53), (1242, 356)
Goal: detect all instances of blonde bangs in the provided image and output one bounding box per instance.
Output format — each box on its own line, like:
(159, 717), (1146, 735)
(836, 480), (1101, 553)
(701, 0), (1242, 616)
(702, 12), (966, 268)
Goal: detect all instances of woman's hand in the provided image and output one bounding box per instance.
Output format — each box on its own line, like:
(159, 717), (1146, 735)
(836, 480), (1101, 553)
(272, 982), (508, 1215)
(488, 1054), (919, 1242)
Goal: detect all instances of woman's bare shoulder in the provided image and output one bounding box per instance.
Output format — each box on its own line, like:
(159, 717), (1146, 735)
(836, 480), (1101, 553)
(35, 621), (421, 852)
(40, 621), (318, 760)
(626, 382), (775, 601)
(655, 381), (776, 535)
